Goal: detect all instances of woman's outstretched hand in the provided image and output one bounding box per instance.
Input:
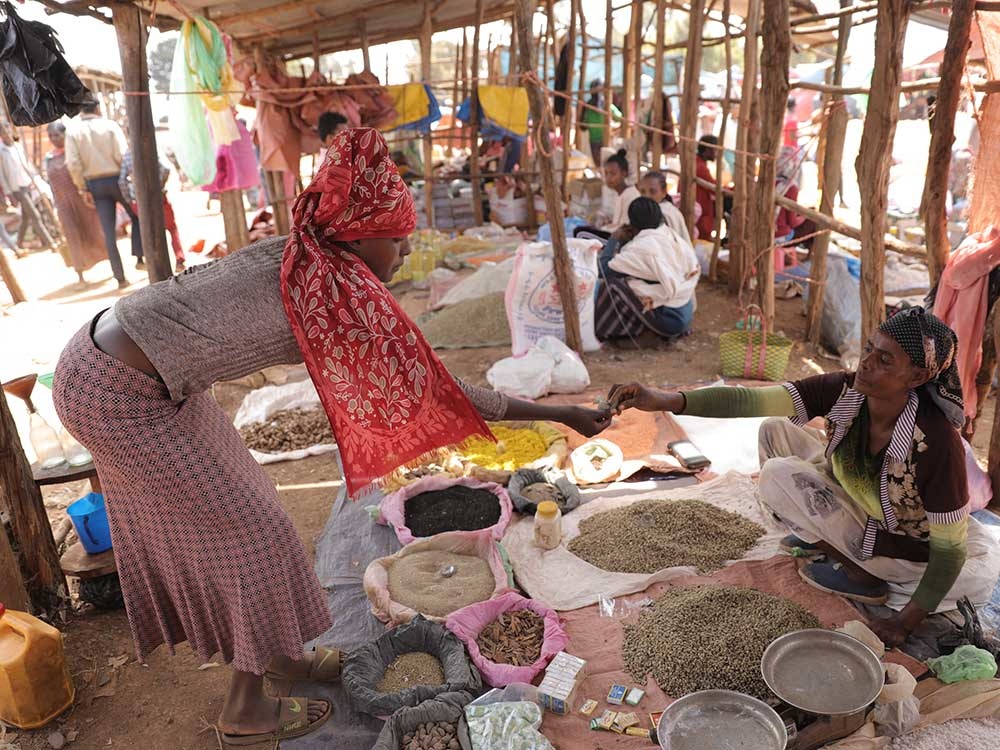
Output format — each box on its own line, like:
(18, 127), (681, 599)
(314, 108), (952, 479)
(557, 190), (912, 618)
(607, 383), (683, 415)
(560, 405), (613, 437)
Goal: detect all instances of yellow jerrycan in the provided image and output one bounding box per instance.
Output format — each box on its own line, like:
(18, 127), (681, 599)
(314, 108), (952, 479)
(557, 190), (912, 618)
(0, 602), (75, 728)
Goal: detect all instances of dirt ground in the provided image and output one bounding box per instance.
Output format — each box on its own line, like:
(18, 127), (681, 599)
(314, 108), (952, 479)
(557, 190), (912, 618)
(3, 201), (995, 750)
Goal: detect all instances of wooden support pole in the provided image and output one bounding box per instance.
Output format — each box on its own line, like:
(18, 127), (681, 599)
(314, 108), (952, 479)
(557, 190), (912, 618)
(577, 1), (589, 150)
(266, 171), (291, 235)
(806, 0), (852, 343)
(631, 0), (643, 171)
(728, 0), (760, 294)
(220, 190), (249, 252)
(604, 0), (614, 149)
(461, 27), (470, 104)
(752, 0), (790, 327)
(0, 390), (65, 614)
(792, 78), (943, 96)
(514, 0), (583, 354)
(622, 1), (639, 140)
(679, 0), (706, 242)
(451, 35), (462, 152)
(360, 17), (371, 72)
(561, 0), (578, 196)
(0, 249), (26, 304)
(709, 0), (733, 281)
(988, 309), (1000, 509)
(651, 0), (667, 170)
(0, 507), (30, 613)
(114, 4), (171, 284)
(856, 0), (908, 343)
(420, 2), (436, 228)
(920, 0), (974, 286)
(470, 0), (485, 227)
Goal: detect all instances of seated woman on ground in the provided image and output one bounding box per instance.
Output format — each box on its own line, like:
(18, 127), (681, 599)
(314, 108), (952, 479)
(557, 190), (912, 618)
(53, 128), (610, 747)
(638, 170), (692, 247)
(607, 307), (999, 647)
(573, 149), (640, 240)
(594, 196), (700, 344)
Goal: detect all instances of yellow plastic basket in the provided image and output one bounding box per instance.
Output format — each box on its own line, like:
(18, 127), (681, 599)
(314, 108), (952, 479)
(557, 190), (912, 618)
(719, 307), (793, 381)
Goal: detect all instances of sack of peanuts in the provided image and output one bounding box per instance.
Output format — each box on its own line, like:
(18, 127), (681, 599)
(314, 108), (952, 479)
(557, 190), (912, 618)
(372, 691), (472, 750)
(445, 590), (569, 688)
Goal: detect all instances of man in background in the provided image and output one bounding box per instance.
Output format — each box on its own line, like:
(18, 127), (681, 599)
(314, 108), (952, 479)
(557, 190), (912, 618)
(0, 128), (56, 253)
(119, 152), (185, 272)
(66, 101), (142, 288)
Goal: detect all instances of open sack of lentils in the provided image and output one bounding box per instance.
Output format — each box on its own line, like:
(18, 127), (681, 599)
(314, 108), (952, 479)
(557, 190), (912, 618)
(342, 615), (483, 718)
(445, 590), (569, 688)
(364, 531), (507, 624)
(622, 585), (820, 700)
(379, 477), (513, 545)
(568, 499), (764, 574)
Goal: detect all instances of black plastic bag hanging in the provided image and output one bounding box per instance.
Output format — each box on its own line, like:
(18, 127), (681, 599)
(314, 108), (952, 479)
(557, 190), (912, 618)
(0, 1), (92, 126)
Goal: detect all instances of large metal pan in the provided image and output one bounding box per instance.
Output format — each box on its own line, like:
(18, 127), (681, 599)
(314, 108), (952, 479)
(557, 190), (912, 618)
(762, 629), (885, 716)
(655, 689), (789, 750)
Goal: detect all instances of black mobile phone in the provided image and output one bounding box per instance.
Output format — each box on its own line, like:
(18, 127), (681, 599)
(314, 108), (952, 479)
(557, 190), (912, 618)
(668, 439), (711, 470)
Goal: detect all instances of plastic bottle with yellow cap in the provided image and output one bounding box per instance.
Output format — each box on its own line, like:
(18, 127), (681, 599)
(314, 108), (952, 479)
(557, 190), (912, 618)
(533, 501), (563, 550)
(0, 602), (75, 728)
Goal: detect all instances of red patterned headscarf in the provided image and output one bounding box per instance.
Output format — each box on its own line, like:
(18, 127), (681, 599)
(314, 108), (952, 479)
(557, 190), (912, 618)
(280, 128), (492, 497)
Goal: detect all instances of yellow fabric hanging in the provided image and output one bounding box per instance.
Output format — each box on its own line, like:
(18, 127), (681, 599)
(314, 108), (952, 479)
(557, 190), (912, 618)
(477, 85), (529, 137)
(384, 84), (431, 131)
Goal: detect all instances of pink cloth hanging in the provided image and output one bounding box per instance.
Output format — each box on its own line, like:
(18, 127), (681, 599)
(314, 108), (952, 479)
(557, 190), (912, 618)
(203, 119), (260, 193)
(933, 226), (1000, 421)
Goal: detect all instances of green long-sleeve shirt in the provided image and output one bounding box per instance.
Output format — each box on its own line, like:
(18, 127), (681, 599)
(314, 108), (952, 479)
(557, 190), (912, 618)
(682, 381), (968, 612)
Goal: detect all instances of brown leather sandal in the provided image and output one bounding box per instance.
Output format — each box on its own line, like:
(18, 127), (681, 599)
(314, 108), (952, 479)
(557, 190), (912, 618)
(220, 696), (332, 746)
(264, 646), (342, 683)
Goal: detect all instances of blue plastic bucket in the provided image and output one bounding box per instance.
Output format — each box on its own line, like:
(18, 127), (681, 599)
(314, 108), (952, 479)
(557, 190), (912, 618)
(66, 493), (112, 554)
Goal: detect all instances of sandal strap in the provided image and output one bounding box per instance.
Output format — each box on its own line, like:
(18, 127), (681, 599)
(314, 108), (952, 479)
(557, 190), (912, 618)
(276, 697), (318, 733)
(308, 647), (341, 681)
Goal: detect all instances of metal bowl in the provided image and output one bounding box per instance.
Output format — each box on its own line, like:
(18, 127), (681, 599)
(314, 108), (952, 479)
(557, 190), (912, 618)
(762, 629), (885, 716)
(657, 689), (788, 750)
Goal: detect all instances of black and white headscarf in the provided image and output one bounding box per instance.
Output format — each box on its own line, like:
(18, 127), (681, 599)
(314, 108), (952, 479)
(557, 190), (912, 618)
(878, 306), (964, 428)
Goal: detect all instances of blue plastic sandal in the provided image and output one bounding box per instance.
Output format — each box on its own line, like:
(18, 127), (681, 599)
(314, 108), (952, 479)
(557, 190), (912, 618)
(779, 534), (825, 559)
(799, 561), (888, 604)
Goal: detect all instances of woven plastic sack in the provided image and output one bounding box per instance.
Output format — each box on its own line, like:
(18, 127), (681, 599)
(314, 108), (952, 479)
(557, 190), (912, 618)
(719, 307), (793, 382)
(342, 615), (482, 720)
(445, 590), (569, 688)
(927, 645), (999, 684)
(378, 476), (514, 545)
(373, 691), (474, 750)
(507, 468), (580, 515)
(364, 530), (510, 625)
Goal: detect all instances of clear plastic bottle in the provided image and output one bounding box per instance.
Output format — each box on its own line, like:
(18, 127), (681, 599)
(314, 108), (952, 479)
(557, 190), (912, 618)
(59, 427), (92, 467)
(29, 413), (66, 469)
(533, 501), (562, 550)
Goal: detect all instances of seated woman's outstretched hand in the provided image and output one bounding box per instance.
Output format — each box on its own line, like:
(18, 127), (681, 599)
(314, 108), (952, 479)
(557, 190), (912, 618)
(561, 405), (613, 438)
(607, 383), (683, 415)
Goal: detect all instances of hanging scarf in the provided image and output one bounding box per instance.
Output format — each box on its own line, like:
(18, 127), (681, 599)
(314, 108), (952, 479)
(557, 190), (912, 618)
(280, 127), (493, 497)
(878, 306), (964, 428)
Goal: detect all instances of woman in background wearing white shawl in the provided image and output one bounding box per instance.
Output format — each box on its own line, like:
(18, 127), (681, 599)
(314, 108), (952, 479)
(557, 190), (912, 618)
(595, 196), (700, 343)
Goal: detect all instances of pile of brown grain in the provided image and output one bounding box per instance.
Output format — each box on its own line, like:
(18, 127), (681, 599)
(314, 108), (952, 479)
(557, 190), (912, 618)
(568, 499), (764, 574)
(239, 408), (333, 453)
(387, 550), (496, 617)
(401, 721), (461, 750)
(376, 652), (445, 694)
(622, 586), (820, 699)
(476, 610), (545, 667)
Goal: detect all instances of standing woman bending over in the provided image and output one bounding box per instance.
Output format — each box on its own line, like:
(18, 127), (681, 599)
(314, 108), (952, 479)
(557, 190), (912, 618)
(608, 308), (999, 647)
(54, 129), (609, 746)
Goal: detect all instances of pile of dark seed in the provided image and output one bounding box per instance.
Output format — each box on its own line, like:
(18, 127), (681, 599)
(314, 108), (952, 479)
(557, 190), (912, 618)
(568, 499), (764, 574)
(239, 408), (333, 453)
(622, 586), (821, 699)
(404, 486), (502, 537)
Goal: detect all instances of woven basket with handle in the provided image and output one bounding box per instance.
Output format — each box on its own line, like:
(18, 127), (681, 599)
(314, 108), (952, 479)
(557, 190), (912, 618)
(719, 305), (793, 382)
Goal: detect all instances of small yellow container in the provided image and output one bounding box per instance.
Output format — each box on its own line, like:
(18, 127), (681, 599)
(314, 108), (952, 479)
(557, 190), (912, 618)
(0, 603), (75, 729)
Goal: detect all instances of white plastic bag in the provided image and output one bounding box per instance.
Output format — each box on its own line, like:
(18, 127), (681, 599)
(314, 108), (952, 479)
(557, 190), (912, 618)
(533, 336), (590, 393)
(487, 351), (555, 399)
(232, 379), (337, 465)
(965, 438), (993, 512)
(505, 239), (602, 355)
